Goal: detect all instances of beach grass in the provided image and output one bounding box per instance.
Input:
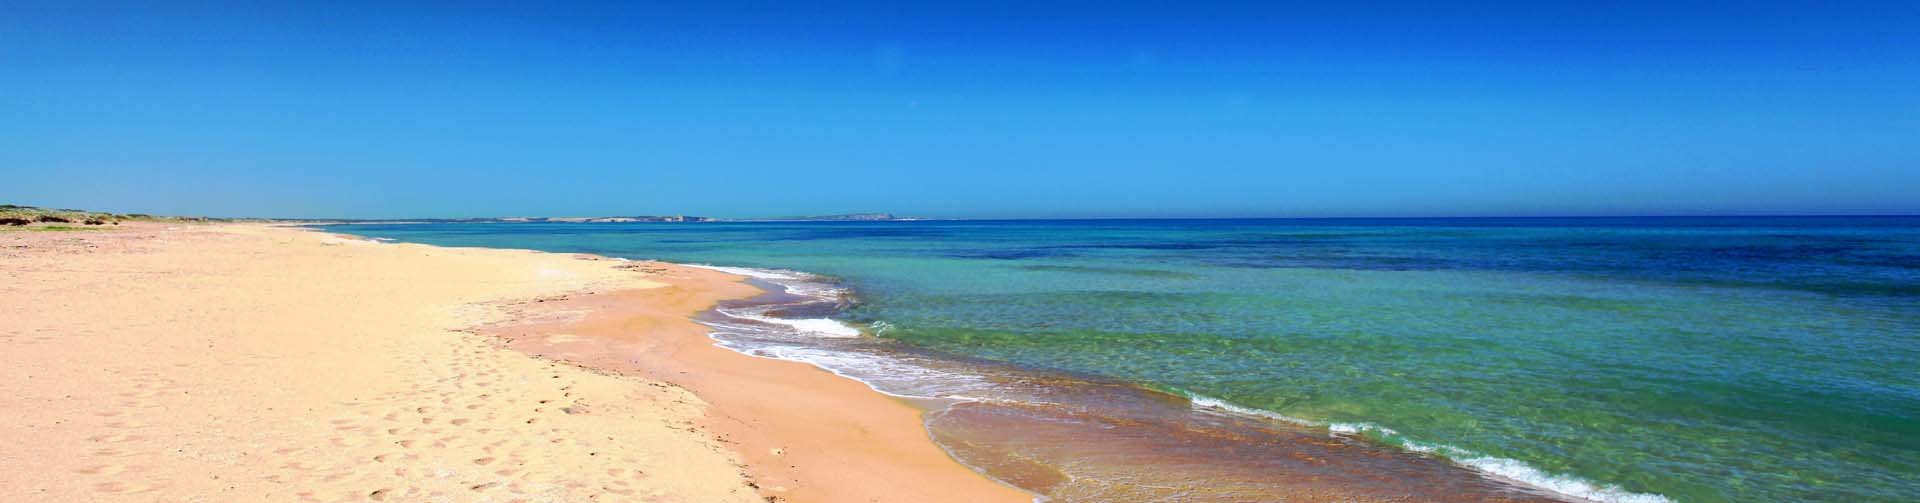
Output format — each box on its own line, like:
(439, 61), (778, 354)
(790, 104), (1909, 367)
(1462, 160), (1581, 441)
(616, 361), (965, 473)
(0, 203), (213, 228)
(6, 225), (110, 232)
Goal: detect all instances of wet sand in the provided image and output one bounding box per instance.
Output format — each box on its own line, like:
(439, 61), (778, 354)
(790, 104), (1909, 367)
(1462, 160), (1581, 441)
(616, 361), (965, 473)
(479, 265), (1035, 503)
(0, 223), (1025, 502)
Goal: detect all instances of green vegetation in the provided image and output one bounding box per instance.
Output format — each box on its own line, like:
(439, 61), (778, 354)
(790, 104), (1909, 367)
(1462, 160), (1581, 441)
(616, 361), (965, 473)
(0, 204), (210, 228)
(12, 225), (107, 232)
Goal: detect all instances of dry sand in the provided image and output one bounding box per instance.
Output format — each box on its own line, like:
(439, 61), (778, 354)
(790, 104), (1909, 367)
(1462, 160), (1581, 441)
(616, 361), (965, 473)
(0, 223), (1027, 502)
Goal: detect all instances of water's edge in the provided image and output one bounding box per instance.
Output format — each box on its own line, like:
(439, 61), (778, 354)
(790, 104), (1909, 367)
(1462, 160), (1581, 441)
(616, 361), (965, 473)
(682, 263), (1667, 503)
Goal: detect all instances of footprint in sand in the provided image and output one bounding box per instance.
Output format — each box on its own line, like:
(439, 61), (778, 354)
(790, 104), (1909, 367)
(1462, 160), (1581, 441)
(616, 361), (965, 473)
(77, 464), (129, 475)
(87, 433), (143, 443)
(91, 480), (160, 494)
(91, 447), (137, 457)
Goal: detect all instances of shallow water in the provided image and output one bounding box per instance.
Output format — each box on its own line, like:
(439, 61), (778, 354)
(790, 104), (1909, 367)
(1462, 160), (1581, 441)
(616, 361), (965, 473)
(327, 217), (1920, 502)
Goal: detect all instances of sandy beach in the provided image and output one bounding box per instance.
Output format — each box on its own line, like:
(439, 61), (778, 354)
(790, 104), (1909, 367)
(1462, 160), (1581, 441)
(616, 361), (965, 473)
(0, 223), (1027, 502)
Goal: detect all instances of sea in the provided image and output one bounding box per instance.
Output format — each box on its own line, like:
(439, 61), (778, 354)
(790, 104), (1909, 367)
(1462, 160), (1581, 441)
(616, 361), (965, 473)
(324, 217), (1920, 502)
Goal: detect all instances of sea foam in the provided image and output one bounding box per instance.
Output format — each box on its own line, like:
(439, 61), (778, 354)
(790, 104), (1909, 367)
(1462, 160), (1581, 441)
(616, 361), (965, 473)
(685, 264), (808, 281)
(690, 264), (863, 338)
(1186, 393), (1672, 503)
(696, 262), (1675, 503)
(716, 307), (864, 338)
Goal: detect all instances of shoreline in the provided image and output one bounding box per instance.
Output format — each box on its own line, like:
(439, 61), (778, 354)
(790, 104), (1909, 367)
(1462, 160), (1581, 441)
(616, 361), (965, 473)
(471, 256), (1035, 502)
(0, 223), (1026, 502)
(6, 220), (1653, 502)
(314, 226), (1037, 502)
(313, 222), (1625, 502)
(601, 263), (1607, 503)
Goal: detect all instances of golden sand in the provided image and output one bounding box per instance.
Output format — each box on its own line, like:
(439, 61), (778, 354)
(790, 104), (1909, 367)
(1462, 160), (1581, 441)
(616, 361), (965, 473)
(0, 223), (1024, 502)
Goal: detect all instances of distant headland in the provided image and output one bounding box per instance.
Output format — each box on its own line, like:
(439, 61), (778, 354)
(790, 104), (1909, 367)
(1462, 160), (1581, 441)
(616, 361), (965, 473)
(1, 204), (908, 226)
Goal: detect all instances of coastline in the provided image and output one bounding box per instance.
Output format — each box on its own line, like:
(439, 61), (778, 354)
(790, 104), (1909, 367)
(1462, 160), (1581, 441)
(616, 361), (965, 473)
(314, 222), (1626, 502)
(478, 263), (1033, 503)
(0, 223), (1026, 502)
(581, 263), (1600, 503)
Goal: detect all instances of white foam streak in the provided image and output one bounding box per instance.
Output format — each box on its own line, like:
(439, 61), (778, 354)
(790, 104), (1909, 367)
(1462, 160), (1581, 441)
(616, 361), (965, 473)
(692, 262), (1673, 503)
(690, 263), (861, 337)
(1187, 395), (1318, 427)
(685, 264), (808, 281)
(1186, 394), (1672, 503)
(706, 338), (989, 401)
(719, 309), (863, 338)
(1457, 456), (1673, 503)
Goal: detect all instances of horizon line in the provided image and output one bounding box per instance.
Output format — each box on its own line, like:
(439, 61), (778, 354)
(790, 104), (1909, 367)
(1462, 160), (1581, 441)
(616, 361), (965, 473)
(302, 213), (1920, 223)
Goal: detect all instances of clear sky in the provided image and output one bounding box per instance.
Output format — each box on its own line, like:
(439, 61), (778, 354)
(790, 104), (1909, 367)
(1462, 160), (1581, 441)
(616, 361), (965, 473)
(3, 1), (1916, 219)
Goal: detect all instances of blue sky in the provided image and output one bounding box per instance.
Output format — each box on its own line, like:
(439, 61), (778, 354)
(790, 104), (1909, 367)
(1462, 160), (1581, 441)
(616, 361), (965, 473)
(3, 1), (1916, 219)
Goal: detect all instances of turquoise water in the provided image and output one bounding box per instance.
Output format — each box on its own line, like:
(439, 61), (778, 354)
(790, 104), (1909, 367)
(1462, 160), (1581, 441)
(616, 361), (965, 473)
(328, 217), (1920, 502)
